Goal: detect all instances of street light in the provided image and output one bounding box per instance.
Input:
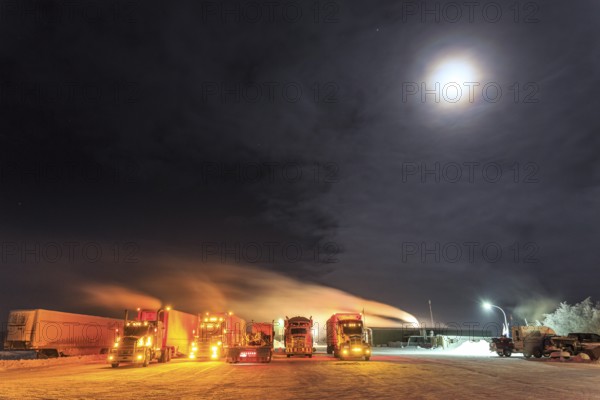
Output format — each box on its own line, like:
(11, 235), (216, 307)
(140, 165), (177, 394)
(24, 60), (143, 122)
(483, 302), (509, 337)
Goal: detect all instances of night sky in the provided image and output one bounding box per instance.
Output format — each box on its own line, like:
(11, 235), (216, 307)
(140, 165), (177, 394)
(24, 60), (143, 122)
(1, 1), (599, 330)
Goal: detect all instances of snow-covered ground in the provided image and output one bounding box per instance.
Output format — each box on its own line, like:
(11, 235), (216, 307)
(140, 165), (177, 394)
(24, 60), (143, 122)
(1, 351), (600, 399)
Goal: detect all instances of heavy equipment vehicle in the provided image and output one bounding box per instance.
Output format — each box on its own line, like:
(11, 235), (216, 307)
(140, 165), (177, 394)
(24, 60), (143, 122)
(226, 321), (274, 363)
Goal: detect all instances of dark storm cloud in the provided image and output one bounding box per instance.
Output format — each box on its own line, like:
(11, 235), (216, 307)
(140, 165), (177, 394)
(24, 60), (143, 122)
(0, 0), (598, 328)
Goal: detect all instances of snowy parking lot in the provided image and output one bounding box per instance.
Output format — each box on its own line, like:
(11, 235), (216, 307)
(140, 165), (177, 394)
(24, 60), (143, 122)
(1, 348), (600, 400)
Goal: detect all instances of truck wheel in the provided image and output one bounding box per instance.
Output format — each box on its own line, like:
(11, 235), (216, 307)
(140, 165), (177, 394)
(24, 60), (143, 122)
(111, 363), (119, 368)
(326, 345), (333, 355)
(167, 350), (171, 362)
(287, 354), (291, 358)
(159, 351), (166, 363)
(533, 348), (542, 358)
(504, 349), (512, 357)
(365, 356), (370, 361)
(497, 352), (504, 357)
(143, 351), (150, 367)
(308, 354), (312, 358)
(523, 352), (531, 359)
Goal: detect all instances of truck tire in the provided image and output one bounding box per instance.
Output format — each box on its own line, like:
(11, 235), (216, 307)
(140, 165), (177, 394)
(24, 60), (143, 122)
(166, 350), (171, 362)
(497, 352), (504, 357)
(523, 352), (531, 358)
(143, 351), (150, 367)
(159, 351), (166, 363)
(365, 356), (370, 361)
(287, 354), (291, 358)
(327, 345), (333, 355)
(503, 349), (512, 357)
(308, 354), (312, 358)
(533, 348), (542, 358)
(111, 363), (119, 368)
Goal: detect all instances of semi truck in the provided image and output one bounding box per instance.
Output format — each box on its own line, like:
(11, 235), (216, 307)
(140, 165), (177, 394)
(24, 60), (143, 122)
(226, 321), (274, 363)
(3, 309), (122, 358)
(326, 313), (371, 361)
(189, 312), (246, 360)
(284, 316), (313, 358)
(108, 308), (197, 368)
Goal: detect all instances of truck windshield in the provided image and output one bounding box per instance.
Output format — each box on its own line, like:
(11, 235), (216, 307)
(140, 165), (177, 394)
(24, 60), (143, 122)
(123, 326), (150, 337)
(291, 328), (306, 335)
(341, 323), (362, 335)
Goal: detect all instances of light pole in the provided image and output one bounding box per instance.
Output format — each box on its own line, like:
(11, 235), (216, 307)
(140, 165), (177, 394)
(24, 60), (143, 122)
(483, 302), (509, 337)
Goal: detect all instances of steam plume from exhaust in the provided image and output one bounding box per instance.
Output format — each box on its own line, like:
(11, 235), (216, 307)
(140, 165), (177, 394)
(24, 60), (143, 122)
(80, 284), (162, 310)
(142, 258), (418, 328)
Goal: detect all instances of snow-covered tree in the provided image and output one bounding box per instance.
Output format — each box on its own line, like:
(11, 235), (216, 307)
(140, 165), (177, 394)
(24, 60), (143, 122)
(542, 297), (600, 335)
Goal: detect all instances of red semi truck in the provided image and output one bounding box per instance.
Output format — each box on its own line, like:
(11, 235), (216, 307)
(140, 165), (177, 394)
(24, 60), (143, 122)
(326, 313), (372, 361)
(108, 308), (197, 368)
(189, 312), (246, 360)
(284, 316), (313, 358)
(4, 309), (122, 358)
(226, 321), (274, 363)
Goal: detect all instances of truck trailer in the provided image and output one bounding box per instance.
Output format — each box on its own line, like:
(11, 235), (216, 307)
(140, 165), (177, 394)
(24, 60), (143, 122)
(226, 321), (274, 363)
(284, 316), (313, 358)
(326, 313), (371, 361)
(3, 309), (122, 357)
(189, 312), (246, 360)
(108, 308), (197, 368)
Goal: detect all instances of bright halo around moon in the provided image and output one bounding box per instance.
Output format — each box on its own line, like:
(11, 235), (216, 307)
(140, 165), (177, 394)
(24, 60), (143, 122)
(427, 56), (481, 107)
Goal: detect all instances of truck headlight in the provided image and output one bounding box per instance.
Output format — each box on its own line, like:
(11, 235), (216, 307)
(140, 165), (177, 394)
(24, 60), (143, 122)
(137, 354), (143, 360)
(137, 338), (144, 346)
(342, 349), (348, 355)
(113, 342), (119, 348)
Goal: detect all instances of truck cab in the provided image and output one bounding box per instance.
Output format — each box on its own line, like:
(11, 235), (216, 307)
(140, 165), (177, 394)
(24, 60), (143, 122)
(284, 316), (313, 358)
(326, 313), (372, 361)
(108, 309), (169, 368)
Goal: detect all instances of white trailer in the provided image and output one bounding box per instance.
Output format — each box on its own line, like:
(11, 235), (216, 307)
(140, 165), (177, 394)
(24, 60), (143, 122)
(4, 309), (123, 357)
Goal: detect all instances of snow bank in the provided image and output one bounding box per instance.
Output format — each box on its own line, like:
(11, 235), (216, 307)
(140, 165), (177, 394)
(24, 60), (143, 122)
(445, 340), (491, 356)
(0, 351), (37, 360)
(0, 354), (105, 371)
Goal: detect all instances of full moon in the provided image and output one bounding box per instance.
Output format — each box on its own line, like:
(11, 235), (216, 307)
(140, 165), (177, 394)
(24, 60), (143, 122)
(426, 56), (481, 107)
(430, 59), (479, 86)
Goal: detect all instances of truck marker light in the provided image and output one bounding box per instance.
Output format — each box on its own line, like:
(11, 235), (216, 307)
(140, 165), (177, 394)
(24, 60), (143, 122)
(108, 356), (114, 360)
(113, 342), (119, 348)
(189, 354), (196, 359)
(137, 355), (143, 360)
